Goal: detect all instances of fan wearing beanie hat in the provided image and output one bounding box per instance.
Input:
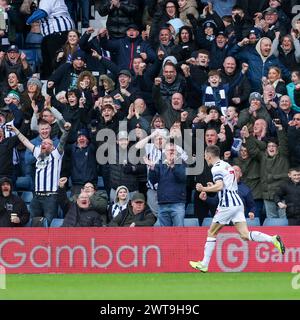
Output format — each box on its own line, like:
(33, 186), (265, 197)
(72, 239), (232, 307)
(203, 20), (217, 37)
(72, 50), (86, 62)
(76, 128), (90, 149)
(237, 91), (272, 128)
(248, 92), (262, 104)
(6, 90), (21, 103)
(27, 77), (43, 90)
(77, 128), (90, 140)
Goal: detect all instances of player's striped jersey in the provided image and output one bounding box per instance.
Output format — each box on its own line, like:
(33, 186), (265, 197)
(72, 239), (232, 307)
(39, 0), (74, 36)
(211, 160), (242, 207)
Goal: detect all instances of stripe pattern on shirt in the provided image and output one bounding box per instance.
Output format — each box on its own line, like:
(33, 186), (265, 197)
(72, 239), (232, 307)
(212, 160), (243, 208)
(40, 16), (74, 36)
(33, 147), (63, 192)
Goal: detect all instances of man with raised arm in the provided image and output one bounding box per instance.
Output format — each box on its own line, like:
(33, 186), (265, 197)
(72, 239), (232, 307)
(10, 122), (71, 225)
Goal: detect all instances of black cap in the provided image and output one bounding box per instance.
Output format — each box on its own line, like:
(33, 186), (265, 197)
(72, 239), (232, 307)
(0, 177), (13, 187)
(118, 69), (132, 77)
(72, 50), (86, 62)
(77, 128), (90, 140)
(216, 30), (228, 37)
(248, 28), (261, 39)
(207, 106), (221, 115)
(126, 24), (139, 31)
(6, 45), (19, 53)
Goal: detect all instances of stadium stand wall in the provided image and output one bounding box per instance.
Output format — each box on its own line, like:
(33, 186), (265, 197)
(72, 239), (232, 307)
(0, 227), (297, 273)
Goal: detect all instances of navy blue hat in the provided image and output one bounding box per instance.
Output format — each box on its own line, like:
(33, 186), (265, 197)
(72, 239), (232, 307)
(126, 24), (139, 31)
(77, 128), (90, 140)
(6, 45), (19, 53)
(216, 30), (228, 37)
(72, 50), (86, 62)
(203, 20), (217, 30)
(248, 28), (261, 39)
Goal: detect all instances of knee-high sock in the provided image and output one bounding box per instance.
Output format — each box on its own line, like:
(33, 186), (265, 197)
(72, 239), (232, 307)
(202, 237), (216, 267)
(249, 231), (273, 242)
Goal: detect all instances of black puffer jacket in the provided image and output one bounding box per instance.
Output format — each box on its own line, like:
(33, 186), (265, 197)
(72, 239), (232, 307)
(109, 148), (146, 192)
(159, 75), (186, 105)
(62, 203), (103, 227)
(58, 188), (103, 227)
(98, 0), (139, 38)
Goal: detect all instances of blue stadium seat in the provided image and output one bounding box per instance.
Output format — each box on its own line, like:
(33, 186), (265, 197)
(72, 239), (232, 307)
(26, 217), (48, 227)
(263, 218), (288, 226)
(16, 176), (33, 191)
(97, 176), (104, 189)
(50, 218), (64, 227)
(191, 190), (196, 203)
(185, 203), (194, 217)
(57, 207), (65, 219)
(246, 217), (260, 226)
(24, 218), (32, 227)
(184, 218), (199, 226)
(66, 191), (72, 199)
(22, 49), (42, 73)
(154, 220), (160, 227)
(21, 191), (33, 203)
(202, 217), (213, 226)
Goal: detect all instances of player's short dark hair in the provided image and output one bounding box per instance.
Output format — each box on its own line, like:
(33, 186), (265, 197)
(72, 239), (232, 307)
(289, 167), (300, 173)
(205, 145), (220, 158)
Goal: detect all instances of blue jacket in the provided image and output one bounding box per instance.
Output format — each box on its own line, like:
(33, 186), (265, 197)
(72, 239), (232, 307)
(228, 38), (290, 92)
(100, 35), (156, 72)
(149, 162), (187, 204)
(69, 143), (98, 186)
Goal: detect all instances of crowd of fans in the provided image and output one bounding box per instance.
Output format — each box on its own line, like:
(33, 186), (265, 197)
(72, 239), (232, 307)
(1, 0), (300, 228)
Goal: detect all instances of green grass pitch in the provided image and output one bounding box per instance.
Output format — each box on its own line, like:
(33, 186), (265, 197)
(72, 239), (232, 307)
(0, 273), (299, 300)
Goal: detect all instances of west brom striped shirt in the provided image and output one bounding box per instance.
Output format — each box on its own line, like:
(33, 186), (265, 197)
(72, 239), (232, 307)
(39, 0), (74, 36)
(212, 160), (242, 207)
(33, 147), (63, 192)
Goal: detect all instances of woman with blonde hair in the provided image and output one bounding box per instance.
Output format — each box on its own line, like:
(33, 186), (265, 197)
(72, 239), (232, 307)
(264, 66), (287, 95)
